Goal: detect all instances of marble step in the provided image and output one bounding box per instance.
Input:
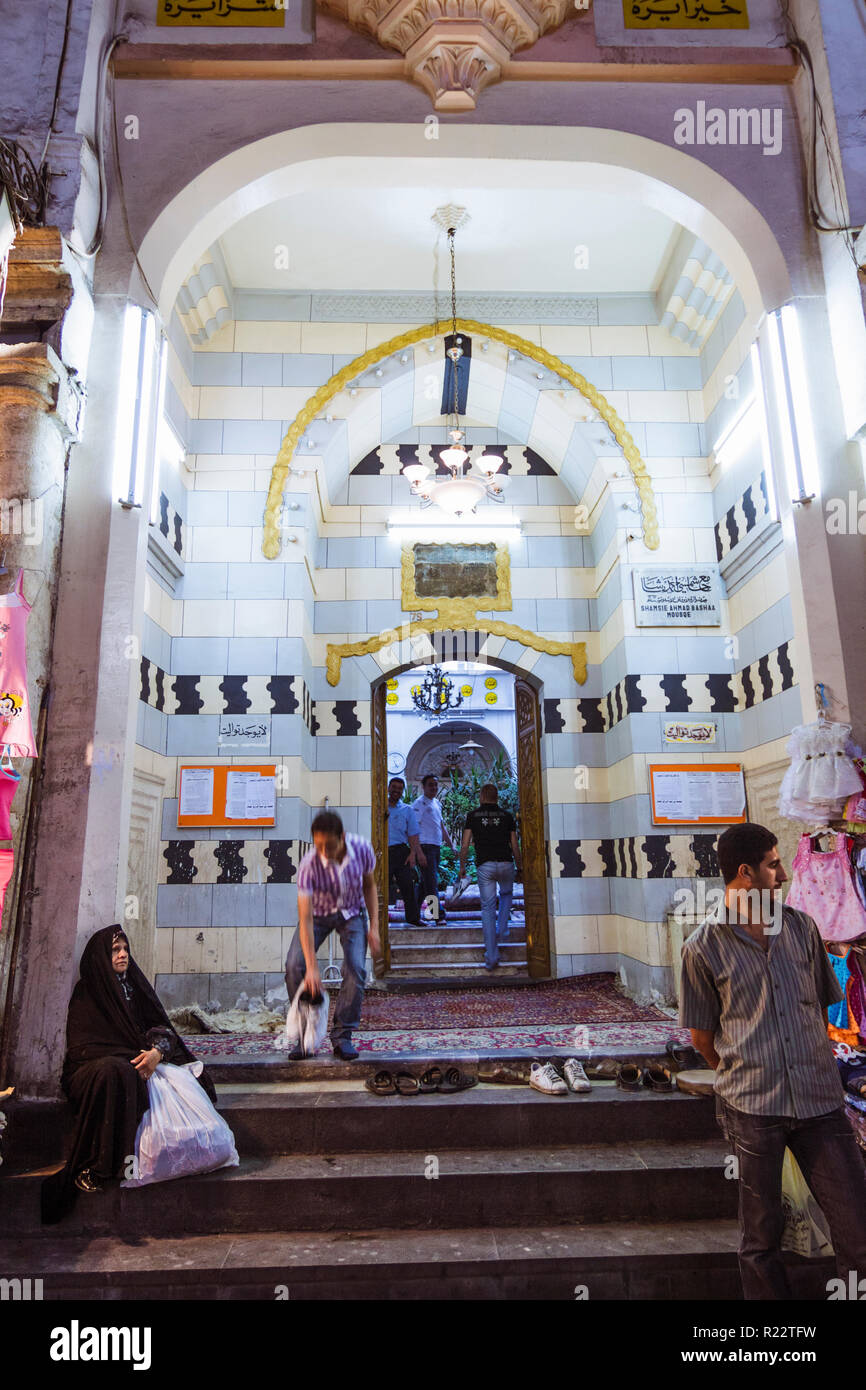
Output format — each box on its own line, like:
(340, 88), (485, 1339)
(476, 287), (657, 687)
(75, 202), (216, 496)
(4, 1138), (738, 1238)
(388, 943), (528, 965)
(386, 961), (529, 977)
(388, 924), (527, 946)
(1, 1219), (798, 1301)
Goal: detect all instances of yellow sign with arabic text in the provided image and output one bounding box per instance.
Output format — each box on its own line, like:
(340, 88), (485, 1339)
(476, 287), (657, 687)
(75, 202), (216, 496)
(158, 0), (286, 26)
(624, 0), (749, 28)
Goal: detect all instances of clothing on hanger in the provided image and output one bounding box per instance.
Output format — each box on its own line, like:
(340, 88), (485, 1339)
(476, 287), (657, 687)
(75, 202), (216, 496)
(786, 832), (866, 942)
(778, 720), (864, 823)
(0, 569), (37, 758)
(0, 847), (13, 924)
(0, 750), (20, 840)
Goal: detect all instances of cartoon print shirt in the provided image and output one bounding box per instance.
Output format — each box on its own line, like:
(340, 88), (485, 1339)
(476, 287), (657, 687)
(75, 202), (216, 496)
(0, 569), (37, 758)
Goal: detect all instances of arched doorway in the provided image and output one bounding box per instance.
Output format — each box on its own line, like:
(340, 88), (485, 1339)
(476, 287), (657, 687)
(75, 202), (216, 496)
(372, 654), (551, 980)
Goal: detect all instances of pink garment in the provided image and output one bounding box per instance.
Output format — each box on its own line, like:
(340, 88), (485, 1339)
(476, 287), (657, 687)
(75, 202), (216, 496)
(0, 752), (20, 839)
(0, 569), (37, 758)
(0, 847), (13, 923)
(786, 833), (866, 943)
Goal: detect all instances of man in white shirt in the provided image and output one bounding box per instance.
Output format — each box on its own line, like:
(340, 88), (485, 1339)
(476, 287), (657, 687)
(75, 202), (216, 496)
(411, 774), (454, 921)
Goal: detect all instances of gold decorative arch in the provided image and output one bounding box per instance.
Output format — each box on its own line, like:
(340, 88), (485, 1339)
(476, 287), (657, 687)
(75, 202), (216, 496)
(261, 318), (660, 557)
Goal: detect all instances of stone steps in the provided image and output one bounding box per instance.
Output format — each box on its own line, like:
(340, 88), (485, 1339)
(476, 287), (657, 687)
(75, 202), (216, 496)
(388, 924), (527, 946)
(0, 1220), (763, 1300)
(389, 943), (527, 965)
(5, 1138), (737, 1238)
(386, 961), (529, 978)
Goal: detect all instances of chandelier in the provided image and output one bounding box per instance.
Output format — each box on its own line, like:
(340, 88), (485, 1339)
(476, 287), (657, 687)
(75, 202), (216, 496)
(411, 665), (465, 721)
(402, 215), (505, 517)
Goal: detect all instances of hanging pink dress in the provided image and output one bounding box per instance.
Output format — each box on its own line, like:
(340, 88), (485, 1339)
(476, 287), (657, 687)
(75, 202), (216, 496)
(0, 751), (20, 839)
(786, 834), (866, 942)
(0, 568), (37, 758)
(0, 847), (13, 922)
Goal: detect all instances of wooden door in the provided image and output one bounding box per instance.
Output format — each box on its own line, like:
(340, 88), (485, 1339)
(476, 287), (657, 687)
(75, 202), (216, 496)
(515, 677), (551, 978)
(370, 680), (390, 970)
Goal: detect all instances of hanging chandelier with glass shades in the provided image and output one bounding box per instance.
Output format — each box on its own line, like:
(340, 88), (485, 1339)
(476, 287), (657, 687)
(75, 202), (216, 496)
(402, 213), (506, 518)
(411, 664), (465, 721)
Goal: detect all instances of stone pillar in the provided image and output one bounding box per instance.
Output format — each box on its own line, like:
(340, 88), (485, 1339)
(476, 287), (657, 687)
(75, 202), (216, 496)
(0, 342), (81, 1050)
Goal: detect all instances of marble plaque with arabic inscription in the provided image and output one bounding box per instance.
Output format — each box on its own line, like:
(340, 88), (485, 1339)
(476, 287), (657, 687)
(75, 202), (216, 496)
(158, 0), (286, 25)
(413, 542), (499, 602)
(623, 0), (749, 27)
(218, 715), (271, 749)
(632, 565), (721, 626)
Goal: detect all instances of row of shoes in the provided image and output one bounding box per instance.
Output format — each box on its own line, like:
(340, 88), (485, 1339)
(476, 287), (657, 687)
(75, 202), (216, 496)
(529, 1059), (674, 1095)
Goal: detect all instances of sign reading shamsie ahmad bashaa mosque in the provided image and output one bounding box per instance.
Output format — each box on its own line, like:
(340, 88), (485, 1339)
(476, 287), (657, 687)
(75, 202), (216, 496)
(632, 565), (721, 627)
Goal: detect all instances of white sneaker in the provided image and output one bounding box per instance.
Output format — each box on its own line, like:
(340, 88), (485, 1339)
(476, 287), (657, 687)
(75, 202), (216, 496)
(562, 1058), (592, 1093)
(529, 1061), (568, 1096)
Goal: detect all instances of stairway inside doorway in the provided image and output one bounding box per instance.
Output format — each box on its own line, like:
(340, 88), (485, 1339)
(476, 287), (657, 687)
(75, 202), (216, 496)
(386, 884), (529, 982)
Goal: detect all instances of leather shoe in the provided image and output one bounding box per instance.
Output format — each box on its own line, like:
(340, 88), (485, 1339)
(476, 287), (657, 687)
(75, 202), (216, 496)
(333, 1041), (359, 1060)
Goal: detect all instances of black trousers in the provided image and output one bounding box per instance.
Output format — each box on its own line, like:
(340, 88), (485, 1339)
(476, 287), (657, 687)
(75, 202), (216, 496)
(388, 843), (421, 925)
(717, 1096), (866, 1299)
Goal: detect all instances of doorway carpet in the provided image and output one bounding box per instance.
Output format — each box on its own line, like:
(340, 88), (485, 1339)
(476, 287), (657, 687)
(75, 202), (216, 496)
(180, 973), (683, 1056)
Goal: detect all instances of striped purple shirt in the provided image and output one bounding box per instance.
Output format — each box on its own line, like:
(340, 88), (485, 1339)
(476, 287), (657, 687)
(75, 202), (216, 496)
(296, 833), (376, 919)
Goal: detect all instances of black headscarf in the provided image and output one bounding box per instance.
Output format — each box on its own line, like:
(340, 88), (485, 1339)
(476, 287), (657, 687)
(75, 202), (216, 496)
(61, 924), (216, 1102)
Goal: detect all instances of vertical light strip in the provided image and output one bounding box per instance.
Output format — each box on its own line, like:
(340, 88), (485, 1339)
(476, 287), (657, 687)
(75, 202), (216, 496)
(114, 306), (144, 506)
(780, 305), (820, 500)
(750, 342), (778, 521)
(149, 335), (169, 526)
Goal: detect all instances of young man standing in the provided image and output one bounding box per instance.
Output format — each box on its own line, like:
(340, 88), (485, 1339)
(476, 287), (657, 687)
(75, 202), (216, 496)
(411, 774), (454, 921)
(679, 821), (866, 1300)
(284, 810), (380, 1061)
(460, 783), (522, 970)
(386, 776), (425, 927)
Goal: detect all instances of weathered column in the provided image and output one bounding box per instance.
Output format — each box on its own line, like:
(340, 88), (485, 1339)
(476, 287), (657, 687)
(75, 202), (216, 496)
(0, 338), (82, 1065)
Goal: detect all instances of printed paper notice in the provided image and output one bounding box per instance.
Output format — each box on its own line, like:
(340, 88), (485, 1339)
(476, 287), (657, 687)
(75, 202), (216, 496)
(651, 767), (745, 823)
(179, 767), (214, 819)
(226, 770), (275, 821)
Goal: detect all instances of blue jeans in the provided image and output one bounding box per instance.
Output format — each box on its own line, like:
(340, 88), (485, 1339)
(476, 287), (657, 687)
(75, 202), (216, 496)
(284, 912), (367, 1045)
(419, 843), (442, 916)
(476, 860), (514, 967)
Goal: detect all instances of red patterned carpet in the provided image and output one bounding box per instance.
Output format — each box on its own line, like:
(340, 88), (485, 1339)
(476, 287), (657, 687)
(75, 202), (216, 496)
(357, 973), (668, 1031)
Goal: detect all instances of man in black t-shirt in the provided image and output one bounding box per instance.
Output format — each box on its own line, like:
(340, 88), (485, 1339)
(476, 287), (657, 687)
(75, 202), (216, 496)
(460, 783), (522, 970)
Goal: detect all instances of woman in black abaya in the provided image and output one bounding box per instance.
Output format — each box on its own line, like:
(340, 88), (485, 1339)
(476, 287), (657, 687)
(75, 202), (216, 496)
(41, 924), (217, 1224)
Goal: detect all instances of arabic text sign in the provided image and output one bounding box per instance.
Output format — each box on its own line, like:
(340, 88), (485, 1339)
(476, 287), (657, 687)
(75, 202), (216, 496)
(663, 720), (717, 745)
(632, 565), (721, 626)
(218, 715), (271, 750)
(650, 763), (746, 825)
(624, 0), (749, 27)
(158, 0), (286, 26)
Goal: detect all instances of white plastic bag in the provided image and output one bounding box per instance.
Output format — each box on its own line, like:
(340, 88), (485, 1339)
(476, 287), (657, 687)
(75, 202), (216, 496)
(276, 983), (329, 1055)
(780, 1148), (834, 1258)
(121, 1061), (239, 1187)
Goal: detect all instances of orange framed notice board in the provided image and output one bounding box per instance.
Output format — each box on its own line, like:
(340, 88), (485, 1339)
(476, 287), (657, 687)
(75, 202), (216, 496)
(177, 764), (276, 827)
(649, 764), (747, 826)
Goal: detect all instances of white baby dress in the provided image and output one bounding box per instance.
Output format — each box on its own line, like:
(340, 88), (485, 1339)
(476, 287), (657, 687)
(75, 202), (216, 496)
(778, 721), (864, 824)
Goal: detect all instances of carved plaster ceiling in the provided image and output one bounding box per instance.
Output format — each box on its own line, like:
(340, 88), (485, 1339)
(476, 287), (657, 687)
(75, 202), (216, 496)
(317, 0), (585, 109)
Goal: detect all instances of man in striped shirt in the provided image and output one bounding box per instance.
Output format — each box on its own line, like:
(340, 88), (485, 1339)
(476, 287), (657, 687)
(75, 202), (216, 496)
(680, 822), (866, 1300)
(284, 811), (379, 1061)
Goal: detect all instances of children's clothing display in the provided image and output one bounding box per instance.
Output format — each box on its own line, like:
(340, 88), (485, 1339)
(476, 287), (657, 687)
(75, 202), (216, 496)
(0, 569), (37, 758)
(778, 720), (864, 824)
(786, 833), (866, 942)
(0, 847), (13, 922)
(0, 751), (20, 840)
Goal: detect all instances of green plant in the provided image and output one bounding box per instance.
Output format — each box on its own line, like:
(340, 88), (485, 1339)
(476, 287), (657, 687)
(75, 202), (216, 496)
(437, 754), (520, 885)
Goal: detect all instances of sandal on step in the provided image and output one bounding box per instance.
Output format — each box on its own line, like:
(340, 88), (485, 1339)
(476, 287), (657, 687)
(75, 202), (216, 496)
(365, 1071), (397, 1095)
(419, 1066), (443, 1093)
(666, 1037), (695, 1068)
(585, 1057), (619, 1081)
(643, 1064), (674, 1092)
(395, 1073), (421, 1096)
(436, 1066), (477, 1093)
(616, 1064), (643, 1092)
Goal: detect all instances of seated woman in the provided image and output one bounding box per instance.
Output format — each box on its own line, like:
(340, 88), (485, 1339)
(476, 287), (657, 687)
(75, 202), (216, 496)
(825, 939), (866, 1101)
(41, 923), (217, 1224)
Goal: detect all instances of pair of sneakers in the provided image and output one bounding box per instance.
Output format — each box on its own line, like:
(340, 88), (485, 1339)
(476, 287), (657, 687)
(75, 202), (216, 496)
(529, 1059), (592, 1096)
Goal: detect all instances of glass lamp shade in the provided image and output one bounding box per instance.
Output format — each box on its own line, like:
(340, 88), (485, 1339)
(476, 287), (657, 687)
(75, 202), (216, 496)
(440, 445), (469, 472)
(402, 462), (431, 486)
(429, 475), (486, 515)
(475, 453), (503, 477)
